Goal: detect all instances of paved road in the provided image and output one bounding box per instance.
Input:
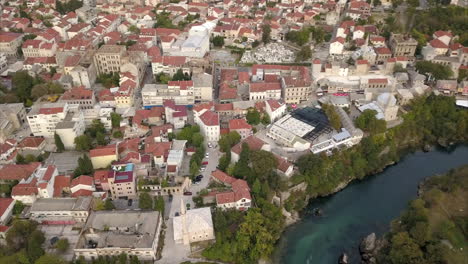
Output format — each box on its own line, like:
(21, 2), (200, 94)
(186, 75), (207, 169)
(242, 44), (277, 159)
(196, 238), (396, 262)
(159, 145), (220, 263)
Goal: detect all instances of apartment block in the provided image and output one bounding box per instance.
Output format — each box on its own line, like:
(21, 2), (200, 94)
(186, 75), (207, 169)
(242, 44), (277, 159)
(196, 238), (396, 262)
(93, 45), (126, 74)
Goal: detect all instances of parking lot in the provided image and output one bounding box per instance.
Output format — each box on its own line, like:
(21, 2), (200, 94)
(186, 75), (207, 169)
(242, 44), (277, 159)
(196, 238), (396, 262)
(39, 225), (80, 261)
(112, 198), (140, 210)
(45, 151), (84, 174)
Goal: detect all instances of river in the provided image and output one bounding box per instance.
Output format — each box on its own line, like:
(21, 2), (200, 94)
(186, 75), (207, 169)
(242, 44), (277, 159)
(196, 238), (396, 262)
(275, 145), (468, 264)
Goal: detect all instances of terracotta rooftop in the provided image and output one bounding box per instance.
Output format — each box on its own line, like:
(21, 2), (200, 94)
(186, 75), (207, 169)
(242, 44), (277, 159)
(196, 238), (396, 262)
(90, 145), (117, 158)
(229, 119), (252, 130)
(0, 162), (41, 181)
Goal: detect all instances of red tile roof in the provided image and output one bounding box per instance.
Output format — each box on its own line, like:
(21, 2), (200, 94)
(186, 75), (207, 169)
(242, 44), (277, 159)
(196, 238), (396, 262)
(93, 170), (109, 184)
(71, 175), (93, 188)
(266, 100), (282, 112)
(0, 198), (14, 216)
(90, 145), (117, 157)
(199, 110), (219, 126)
(250, 82), (281, 92)
(0, 162), (41, 181)
(61, 86), (93, 100)
(231, 136), (265, 155)
(229, 119), (252, 130)
(214, 103), (233, 112)
(53, 175), (71, 197)
(71, 189), (93, 197)
(211, 170), (236, 185)
(38, 107), (64, 115)
(11, 178), (38, 196)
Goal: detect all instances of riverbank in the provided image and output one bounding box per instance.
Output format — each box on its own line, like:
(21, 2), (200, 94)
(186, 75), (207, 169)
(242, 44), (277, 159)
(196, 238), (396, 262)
(274, 145), (468, 264)
(372, 165), (468, 264)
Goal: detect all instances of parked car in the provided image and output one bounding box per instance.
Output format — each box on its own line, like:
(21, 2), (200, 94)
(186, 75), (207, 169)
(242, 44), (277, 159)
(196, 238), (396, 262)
(175, 212), (179, 217)
(202, 161), (208, 165)
(205, 152), (209, 158)
(197, 174), (204, 179)
(208, 143), (212, 148)
(184, 191), (193, 196)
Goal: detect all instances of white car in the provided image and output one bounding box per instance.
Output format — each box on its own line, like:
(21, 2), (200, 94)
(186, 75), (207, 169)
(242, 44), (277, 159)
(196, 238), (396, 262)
(205, 152), (209, 158)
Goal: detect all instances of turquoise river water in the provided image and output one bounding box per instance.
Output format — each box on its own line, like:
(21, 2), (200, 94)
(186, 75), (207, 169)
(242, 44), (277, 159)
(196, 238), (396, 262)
(275, 145), (468, 264)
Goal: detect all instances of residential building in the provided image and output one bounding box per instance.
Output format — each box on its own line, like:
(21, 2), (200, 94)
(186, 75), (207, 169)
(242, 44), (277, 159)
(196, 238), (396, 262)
(27, 102), (69, 138)
(0, 162), (41, 183)
(55, 107), (86, 150)
(389, 34), (418, 57)
(75, 211), (162, 260)
(29, 197), (92, 224)
(70, 175), (95, 197)
(265, 100), (287, 122)
(107, 164), (137, 199)
(192, 72), (213, 102)
(0, 139), (17, 164)
(90, 145), (118, 169)
(142, 82), (194, 107)
(60, 86), (96, 109)
(163, 100), (188, 129)
(173, 200), (214, 245)
(0, 32), (23, 59)
(249, 81), (282, 101)
(93, 45), (126, 74)
(11, 165), (59, 204)
(21, 39), (57, 58)
(211, 170), (251, 211)
(0, 198), (15, 224)
(151, 56), (189, 76)
(69, 63), (97, 89)
(358, 93), (399, 121)
(228, 119), (252, 139)
(330, 37), (345, 55)
(0, 103), (26, 143)
(196, 110), (220, 142)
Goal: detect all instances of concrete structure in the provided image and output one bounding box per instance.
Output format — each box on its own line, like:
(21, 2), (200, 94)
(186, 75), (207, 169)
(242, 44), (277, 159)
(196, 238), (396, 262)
(358, 93), (399, 121)
(211, 170), (251, 211)
(107, 163), (137, 199)
(75, 211), (162, 260)
(265, 100), (287, 122)
(142, 82), (195, 107)
(192, 72), (213, 102)
(0, 32), (23, 59)
(60, 86), (96, 109)
(55, 107), (86, 150)
(93, 45), (126, 74)
(0, 103), (26, 143)
(196, 110), (220, 142)
(29, 197), (92, 224)
(389, 34), (417, 57)
(11, 165), (58, 204)
(27, 102), (69, 138)
(229, 119), (252, 139)
(173, 200), (214, 245)
(164, 22), (215, 58)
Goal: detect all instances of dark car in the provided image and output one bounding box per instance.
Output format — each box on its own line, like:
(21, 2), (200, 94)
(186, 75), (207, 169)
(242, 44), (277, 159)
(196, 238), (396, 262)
(197, 174), (204, 179)
(175, 212), (179, 217)
(184, 191), (193, 196)
(128, 199), (133, 206)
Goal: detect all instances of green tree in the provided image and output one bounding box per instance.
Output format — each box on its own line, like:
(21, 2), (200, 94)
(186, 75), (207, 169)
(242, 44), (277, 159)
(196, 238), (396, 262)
(25, 154), (37, 164)
(104, 199), (115, 210)
(54, 133), (65, 152)
(153, 196), (165, 213)
(355, 109), (386, 134)
(87, 120), (106, 138)
(218, 131), (241, 152)
(388, 232), (424, 264)
(73, 154), (93, 177)
(172, 69), (190, 81)
(96, 131), (107, 146)
(74, 135), (92, 151)
(27, 229), (45, 262)
(55, 239), (69, 253)
(246, 108), (261, 125)
(12, 71), (36, 102)
(415, 61), (453, 80)
(191, 132), (204, 148)
(113, 130), (123, 138)
(322, 104), (342, 130)
(111, 112), (122, 128)
(190, 161), (200, 176)
(139, 192), (153, 209)
(128, 25), (140, 34)
(250, 150), (277, 180)
(218, 151), (231, 172)
(261, 24), (271, 44)
(34, 254), (65, 264)
(13, 201), (25, 215)
(16, 154), (26, 164)
(212, 36), (225, 47)
(296, 46), (312, 62)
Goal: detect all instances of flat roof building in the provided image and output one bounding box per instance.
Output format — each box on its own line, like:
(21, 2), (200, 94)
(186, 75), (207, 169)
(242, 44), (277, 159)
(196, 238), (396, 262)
(75, 211), (162, 261)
